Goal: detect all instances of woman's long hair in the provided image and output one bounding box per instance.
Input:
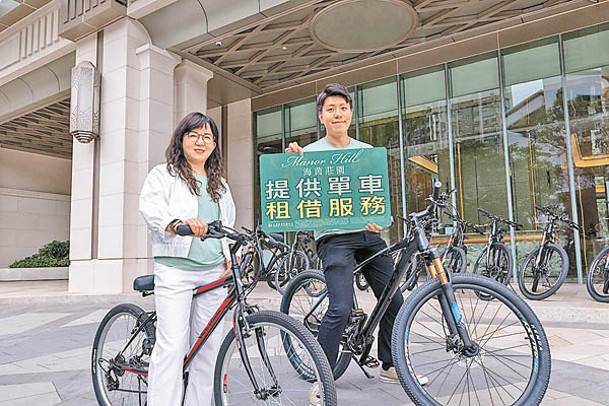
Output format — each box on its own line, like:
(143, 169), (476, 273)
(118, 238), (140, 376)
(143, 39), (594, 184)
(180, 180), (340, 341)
(165, 112), (226, 202)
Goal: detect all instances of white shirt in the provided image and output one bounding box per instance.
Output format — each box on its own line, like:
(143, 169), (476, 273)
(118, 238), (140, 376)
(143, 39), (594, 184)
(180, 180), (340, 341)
(139, 164), (236, 259)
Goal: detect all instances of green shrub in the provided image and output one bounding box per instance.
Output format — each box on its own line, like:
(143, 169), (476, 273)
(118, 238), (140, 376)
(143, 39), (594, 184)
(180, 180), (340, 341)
(9, 240), (70, 268)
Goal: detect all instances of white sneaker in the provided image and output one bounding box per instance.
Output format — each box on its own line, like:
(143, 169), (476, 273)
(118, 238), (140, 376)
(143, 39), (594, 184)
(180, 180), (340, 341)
(380, 367), (428, 386)
(309, 382), (320, 406)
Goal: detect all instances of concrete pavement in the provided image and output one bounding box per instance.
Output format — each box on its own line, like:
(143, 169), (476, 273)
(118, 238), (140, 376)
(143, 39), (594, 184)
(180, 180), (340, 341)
(0, 280), (608, 405)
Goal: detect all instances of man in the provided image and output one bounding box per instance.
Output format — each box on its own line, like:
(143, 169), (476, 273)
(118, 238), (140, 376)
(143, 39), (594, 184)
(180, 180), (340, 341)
(285, 83), (427, 405)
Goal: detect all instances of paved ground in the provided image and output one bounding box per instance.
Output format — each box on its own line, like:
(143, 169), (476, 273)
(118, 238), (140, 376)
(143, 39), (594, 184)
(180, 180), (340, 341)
(0, 280), (608, 405)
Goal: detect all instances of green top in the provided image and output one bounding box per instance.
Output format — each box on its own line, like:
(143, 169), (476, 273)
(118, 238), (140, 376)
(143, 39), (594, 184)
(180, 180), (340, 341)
(303, 137), (372, 241)
(156, 174), (225, 271)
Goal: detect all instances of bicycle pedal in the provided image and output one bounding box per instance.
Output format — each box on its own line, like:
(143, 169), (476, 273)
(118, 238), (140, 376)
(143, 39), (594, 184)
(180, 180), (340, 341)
(362, 355), (380, 369)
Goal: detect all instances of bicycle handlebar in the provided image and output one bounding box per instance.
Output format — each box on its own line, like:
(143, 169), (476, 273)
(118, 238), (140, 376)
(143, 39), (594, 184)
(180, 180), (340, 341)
(477, 208), (522, 229)
(175, 220), (225, 239)
(534, 205), (581, 231)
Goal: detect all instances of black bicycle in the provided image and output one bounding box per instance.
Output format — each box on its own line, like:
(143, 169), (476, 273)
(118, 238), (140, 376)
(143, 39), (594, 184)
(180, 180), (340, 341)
(281, 182), (551, 405)
(587, 245), (609, 302)
(273, 230), (316, 294)
(91, 221), (336, 405)
(240, 224), (309, 292)
(518, 205), (580, 300)
(473, 208), (521, 288)
(440, 209), (475, 275)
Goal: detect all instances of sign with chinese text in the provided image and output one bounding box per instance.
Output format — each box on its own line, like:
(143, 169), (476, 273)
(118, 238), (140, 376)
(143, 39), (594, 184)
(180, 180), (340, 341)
(260, 147), (391, 232)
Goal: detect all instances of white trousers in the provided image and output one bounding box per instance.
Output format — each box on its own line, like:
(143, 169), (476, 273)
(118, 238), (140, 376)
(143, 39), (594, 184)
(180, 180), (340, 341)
(147, 262), (226, 406)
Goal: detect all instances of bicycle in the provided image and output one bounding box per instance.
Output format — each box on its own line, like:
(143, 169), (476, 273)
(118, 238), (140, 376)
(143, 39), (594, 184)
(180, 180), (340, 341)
(240, 224), (309, 292)
(472, 208), (521, 290)
(273, 230), (315, 294)
(587, 245), (609, 302)
(281, 181), (551, 405)
(439, 209), (475, 275)
(518, 205), (580, 300)
(91, 221), (336, 406)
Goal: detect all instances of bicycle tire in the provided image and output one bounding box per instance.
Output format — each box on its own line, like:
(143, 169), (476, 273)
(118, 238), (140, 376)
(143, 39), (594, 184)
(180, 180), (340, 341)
(518, 243), (568, 300)
(586, 246), (609, 303)
(274, 250), (310, 295)
(473, 242), (512, 287)
(92, 303), (155, 406)
(280, 270), (351, 380)
(441, 246), (467, 274)
(213, 310), (337, 405)
(392, 274), (551, 406)
(355, 271), (369, 291)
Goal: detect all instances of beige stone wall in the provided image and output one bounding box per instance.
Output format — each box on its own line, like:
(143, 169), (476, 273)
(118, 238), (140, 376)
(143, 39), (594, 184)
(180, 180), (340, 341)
(0, 148), (71, 267)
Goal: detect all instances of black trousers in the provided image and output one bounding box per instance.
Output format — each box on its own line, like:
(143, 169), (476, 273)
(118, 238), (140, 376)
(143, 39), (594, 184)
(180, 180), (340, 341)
(316, 231), (403, 370)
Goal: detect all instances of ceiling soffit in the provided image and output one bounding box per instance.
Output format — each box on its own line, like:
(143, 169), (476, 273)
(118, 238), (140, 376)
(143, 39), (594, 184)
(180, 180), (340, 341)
(0, 99), (71, 159)
(185, 0), (595, 91)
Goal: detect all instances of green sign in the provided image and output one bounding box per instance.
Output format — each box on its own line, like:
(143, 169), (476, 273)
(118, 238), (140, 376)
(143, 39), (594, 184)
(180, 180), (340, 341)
(259, 147), (392, 232)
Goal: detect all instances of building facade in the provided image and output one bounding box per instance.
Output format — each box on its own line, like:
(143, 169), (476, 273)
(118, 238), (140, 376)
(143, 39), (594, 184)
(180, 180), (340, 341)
(0, 0), (607, 292)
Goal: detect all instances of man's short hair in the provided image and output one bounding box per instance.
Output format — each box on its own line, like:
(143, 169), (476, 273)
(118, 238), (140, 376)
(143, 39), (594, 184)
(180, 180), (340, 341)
(316, 83), (352, 114)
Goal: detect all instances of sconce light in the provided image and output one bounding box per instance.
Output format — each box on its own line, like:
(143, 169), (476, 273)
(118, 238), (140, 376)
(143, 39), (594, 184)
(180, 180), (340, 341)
(70, 61), (101, 143)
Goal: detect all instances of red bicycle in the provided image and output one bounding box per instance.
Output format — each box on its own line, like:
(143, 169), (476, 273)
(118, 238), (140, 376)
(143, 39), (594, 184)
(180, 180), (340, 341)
(91, 221), (336, 405)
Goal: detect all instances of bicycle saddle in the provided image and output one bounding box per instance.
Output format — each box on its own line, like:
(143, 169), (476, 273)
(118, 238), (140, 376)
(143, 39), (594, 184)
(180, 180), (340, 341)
(134, 274), (155, 292)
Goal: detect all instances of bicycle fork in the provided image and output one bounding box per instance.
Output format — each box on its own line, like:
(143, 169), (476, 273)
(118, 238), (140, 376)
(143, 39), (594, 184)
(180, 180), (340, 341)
(426, 252), (477, 356)
(231, 306), (281, 400)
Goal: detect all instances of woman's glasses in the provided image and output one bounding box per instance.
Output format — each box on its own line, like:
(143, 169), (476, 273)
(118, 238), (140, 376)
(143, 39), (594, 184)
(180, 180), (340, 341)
(186, 131), (215, 145)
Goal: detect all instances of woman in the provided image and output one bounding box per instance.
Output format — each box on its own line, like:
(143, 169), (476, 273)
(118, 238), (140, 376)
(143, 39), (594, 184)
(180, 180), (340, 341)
(139, 112), (235, 405)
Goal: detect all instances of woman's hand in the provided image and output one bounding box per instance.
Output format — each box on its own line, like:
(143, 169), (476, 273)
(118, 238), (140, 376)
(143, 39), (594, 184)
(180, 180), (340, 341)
(184, 218), (208, 237)
(285, 142), (304, 156)
(219, 260), (232, 278)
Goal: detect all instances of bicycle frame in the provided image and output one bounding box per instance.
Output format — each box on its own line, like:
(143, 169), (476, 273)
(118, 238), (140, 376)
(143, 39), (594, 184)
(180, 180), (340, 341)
(114, 232), (281, 395)
(302, 204), (476, 368)
(534, 218), (558, 265)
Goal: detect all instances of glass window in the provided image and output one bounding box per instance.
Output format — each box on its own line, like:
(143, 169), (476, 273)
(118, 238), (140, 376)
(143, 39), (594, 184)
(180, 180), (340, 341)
(503, 38), (560, 86)
(449, 55), (507, 224)
(402, 66), (452, 235)
(451, 54), (499, 98)
(563, 23), (609, 74)
(565, 65), (609, 268)
(358, 78), (401, 243)
(254, 107), (283, 225)
(285, 98), (318, 147)
(502, 38), (577, 274)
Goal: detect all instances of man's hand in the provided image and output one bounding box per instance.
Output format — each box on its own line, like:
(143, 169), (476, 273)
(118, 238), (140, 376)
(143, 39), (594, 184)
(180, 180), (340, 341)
(366, 223), (383, 233)
(285, 142), (304, 156)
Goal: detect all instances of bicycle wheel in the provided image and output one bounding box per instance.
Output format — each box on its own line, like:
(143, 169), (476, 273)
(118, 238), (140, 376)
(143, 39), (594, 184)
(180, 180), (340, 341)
(213, 310), (337, 405)
(355, 271), (369, 291)
(274, 250), (310, 294)
(441, 246), (467, 274)
(280, 270), (351, 380)
(92, 303), (155, 406)
(586, 246), (609, 303)
(518, 243), (568, 300)
(473, 242), (512, 289)
(392, 274), (551, 406)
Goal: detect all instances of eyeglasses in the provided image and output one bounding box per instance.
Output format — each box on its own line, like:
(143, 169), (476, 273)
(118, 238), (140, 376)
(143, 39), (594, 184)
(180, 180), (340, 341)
(186, 131), (215, 145)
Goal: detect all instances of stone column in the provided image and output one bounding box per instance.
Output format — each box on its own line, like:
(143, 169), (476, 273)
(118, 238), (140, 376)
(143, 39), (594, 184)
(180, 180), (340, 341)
(134, 43), (181, 279)
(174, 60), (213, 122)
(68, 33), (100, 292)
(69, 19), (180, 293)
